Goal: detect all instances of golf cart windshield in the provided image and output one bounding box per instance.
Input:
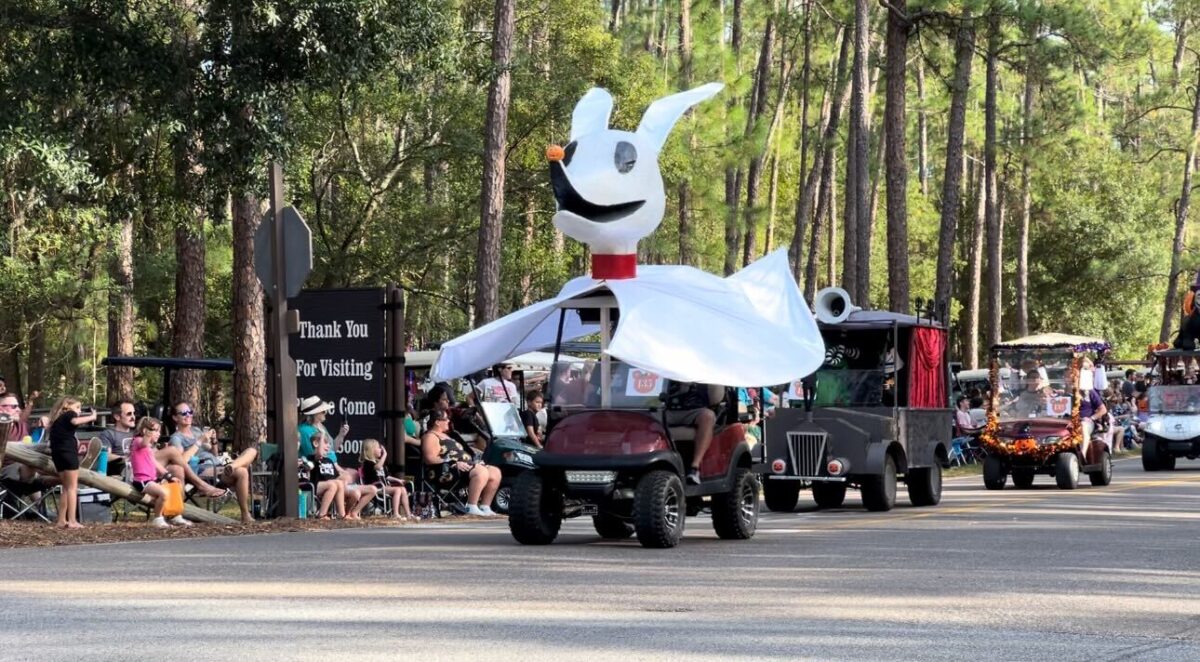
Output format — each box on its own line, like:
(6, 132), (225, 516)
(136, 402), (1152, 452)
(1148, 385), (1200, 414)
(479, 401), (527, 438)
(994, 349), (1076, 423)
(546, 359), (666, 410)
(810, 369), (891, 407)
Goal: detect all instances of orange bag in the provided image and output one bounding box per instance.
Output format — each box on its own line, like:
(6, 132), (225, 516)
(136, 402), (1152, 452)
(162, 481), (184, 518)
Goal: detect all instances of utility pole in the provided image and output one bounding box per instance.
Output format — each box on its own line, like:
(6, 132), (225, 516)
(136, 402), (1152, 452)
(267, 162), (299, 517)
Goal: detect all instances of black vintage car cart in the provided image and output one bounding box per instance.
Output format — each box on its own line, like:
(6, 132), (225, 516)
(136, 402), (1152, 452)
(756, 291), (952, 512)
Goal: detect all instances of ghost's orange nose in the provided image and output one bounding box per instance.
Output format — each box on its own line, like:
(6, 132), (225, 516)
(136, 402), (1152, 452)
(546, 144), (565, 162)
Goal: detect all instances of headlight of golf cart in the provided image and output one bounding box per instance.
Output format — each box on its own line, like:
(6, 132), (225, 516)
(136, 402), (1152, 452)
(1040, 436), (1062, 445)
(565, 470), (617, 484)
(1145, 420), (1163, 435)
(503, 451), (535, 466)
(826, 458), (848, 476)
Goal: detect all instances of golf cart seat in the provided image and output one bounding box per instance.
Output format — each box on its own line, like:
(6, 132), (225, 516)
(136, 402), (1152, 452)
(666, 385), (730, 442)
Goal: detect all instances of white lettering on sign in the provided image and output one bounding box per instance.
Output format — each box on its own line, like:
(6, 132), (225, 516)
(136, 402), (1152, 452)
(345, 320), (369, 338)
(296, 359), (317, 377)
(336, 438), (364, 456)
(339, 398), (376, 416)
(299, 320), (343, 339)
(318, 358), (374, 381)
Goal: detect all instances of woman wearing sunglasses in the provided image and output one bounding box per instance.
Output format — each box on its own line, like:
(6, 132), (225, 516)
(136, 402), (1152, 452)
(169, 401), (259, 523)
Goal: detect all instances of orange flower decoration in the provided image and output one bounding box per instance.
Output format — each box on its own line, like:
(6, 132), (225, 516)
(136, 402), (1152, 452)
(1014, 438), (1038, 454)
(546, 144), (565, 162)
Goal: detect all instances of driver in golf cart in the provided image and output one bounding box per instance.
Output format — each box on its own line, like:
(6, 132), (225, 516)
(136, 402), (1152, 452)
(663, 381), (722, 485)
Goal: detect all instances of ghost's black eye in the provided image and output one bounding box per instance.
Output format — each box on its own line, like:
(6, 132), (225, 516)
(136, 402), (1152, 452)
(614, 141), (637, 173)
(563, 141), (578, 167)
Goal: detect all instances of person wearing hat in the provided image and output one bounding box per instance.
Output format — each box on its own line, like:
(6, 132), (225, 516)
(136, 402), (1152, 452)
(298, 396), (355, 484)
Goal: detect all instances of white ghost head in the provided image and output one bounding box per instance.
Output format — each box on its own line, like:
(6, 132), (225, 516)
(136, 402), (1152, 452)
(549, 83), (723, 277)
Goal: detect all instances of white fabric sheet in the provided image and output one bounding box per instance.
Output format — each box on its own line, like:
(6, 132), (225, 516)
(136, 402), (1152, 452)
(432, 249), (825, 387)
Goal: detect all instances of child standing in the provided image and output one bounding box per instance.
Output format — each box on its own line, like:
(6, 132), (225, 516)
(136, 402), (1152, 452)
(47, 397), (96, 529)
(359, 439), (414, 521)
(129, 417), (192, 528)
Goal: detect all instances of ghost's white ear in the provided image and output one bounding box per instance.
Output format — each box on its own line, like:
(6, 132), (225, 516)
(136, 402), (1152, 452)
(636, 82), (724, 151)
(570, 88), (614, 142)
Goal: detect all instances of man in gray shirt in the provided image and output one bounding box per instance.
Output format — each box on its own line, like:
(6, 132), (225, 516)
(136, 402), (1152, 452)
(98, 400), (137, 476)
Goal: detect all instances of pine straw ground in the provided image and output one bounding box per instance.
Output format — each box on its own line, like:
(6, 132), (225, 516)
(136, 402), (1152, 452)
(0, 515), (500, 549)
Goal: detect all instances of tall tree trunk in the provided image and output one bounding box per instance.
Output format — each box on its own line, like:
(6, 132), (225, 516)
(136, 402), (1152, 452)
(984, 12), (1003, 350)
(788, 0), (814, 280)
(678, 0), (696, 266)
(934, 12), (975, 308)
(883, 0), (910, 314)
(826, 149), (838, 289)
(1161, 61), (1200, 343)
(27, 323), (45, 396)
(844, 0), (870, 300)
(473, 0), (516, 327)
(765, 148), (780, 253)
(232, 194), (265, 452)
(967, 166), (985, 368)
(521, 196), (536, 305)
(106, 202), (135, 403)
(609, 0), (621, 32)
(723, 0), (745, 276)
(1016, 52), (1034, 337)
(171, 215), (206, 408)
(742, 5), (777, 268)
(916, 57), (929, 196)
(1174, 15), (1189, 82)
(804, 28), (852, 299)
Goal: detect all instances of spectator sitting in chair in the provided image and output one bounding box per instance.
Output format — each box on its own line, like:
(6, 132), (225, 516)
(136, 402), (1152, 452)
(663, 381), (718, 486)
(308, 434), (346, 519)
(98, 399), (137, 477)
(310, 429), (375, 519)
(298, 396), (356, 485)
(171, 401), (259, 524)
(360, 439), (414, 521)
(421, 409), (500, 517)
(161, 401), (231, 501)
(129, 416), (191, 528)
(0, 391), (60, 504)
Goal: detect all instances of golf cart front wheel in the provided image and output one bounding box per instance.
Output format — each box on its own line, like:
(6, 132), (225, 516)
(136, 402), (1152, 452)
(508, 471), (562, 545)
(711, 469), (759, 540)
(1055, 452), (1079, 490)
(861, 455), (898, 512)
(633, 470), (685, 548)
(763, 476), (801, 512)
(983, 456), (1007, 490)
(491, 485), (511, 514)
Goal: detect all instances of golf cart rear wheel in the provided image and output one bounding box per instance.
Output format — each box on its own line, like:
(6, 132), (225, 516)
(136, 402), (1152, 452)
(906, 464), (943, 507)
(1143, 440), (1175, 471)
(508, 471), (562, 545)
(593, 513), (635, 539)
(762, 476), (801, 512)
(1088, 452), (1113, 487)
(711, 469), (759, 540)
(861, 455), (897, 512)
(633, 470), (686, 549)
(811, 481), (847, 509)
(983, 456), (1007, 490)
(1011, 469), (1035, 489)
(1055, 452), (1079, 490)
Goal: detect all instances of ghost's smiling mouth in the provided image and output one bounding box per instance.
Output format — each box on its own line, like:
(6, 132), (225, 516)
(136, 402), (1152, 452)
(550, 162), (645, 223)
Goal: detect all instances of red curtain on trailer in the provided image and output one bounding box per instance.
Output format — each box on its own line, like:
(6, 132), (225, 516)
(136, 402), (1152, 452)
(908, 327), (947, 409)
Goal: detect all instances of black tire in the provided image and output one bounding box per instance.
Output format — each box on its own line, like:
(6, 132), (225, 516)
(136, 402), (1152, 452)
(593, 513), (635, 539)
(1088, 452), (1113, 487)
(983, 455), (1007, 490)
(907, 464), (943, 507)
(508, 471), (562, 545)
(762, 476), (801, 512)
(1011, 469), (1035, 489)
(860, 455), (898, 512)
(1162, 453), (1177, 470)
(812, 481), (847, 509)
(1055, 452), (1079, 490)
(1142, 438), (1161, 471)
(633, 470), (686, 548)
(710, 469), (759, 540)
(491, 485), (511, 514)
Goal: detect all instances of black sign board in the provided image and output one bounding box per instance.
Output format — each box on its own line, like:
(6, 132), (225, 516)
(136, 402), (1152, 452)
(289, 288), (386, 467)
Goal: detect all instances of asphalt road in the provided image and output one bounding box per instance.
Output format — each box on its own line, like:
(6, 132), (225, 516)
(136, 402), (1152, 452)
(1, 456), (1198, 661)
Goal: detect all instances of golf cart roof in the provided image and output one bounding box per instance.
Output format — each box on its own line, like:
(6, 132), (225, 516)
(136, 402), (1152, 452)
(406, 349), (581, 371)
(820, 309), (944, 330)
(101, 356), (234, 371)
(992, 333), (1110, 352)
